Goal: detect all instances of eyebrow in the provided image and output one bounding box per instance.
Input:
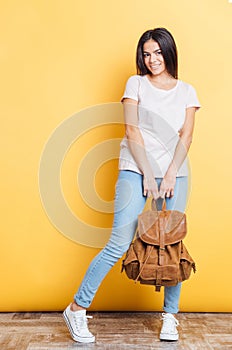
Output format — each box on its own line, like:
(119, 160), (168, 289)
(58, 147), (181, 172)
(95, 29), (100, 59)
(143, 49), (162, 54)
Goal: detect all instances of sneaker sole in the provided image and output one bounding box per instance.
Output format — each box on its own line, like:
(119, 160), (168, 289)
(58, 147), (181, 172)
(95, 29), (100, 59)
(160, 332), (179, 341)
(63, 310), (95, 343)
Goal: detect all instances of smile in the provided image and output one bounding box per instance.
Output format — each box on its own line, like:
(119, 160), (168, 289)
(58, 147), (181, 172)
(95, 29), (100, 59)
(150, 64), (161, 69)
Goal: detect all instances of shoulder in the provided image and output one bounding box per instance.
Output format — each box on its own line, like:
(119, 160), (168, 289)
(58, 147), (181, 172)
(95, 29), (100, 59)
(178, 80), (201, 108)
(125, 74), (143, 85)
(178, 80), (198, 94)
(123, 75), (144, 94)
(121, 75), (144, 102)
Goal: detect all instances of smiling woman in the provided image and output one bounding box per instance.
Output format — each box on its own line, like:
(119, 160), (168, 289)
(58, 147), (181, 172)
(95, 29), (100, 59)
(63, 27), (201, 344)
(136, 27), (178, 79)
(143, 41), (167, 83)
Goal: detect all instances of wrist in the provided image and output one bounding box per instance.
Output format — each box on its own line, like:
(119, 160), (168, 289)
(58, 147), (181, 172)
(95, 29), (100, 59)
(165, 164), (177, 178)
(143, 169), (154, 179)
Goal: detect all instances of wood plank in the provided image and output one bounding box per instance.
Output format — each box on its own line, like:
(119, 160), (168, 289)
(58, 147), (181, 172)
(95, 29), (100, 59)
(0, 312), (231, 350)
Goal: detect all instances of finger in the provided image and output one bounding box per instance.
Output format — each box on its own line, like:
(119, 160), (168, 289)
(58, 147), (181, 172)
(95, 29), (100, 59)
(166, 191), (170, 198)
(170, 189), (174, 197)
(155, 193), (160, 200)
(152, 191), (159, 200)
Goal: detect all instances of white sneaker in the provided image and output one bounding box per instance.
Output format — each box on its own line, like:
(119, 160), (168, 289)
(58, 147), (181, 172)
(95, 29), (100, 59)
(63, 304), (95, 343)
(159, 313), (179, 341)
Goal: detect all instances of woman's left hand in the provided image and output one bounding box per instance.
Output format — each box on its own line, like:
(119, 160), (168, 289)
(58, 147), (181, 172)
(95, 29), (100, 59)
(159, 173), (176, 198)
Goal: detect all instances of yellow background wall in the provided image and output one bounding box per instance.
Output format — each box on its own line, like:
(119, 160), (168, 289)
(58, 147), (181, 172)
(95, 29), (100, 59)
(1, 0), (232, 312)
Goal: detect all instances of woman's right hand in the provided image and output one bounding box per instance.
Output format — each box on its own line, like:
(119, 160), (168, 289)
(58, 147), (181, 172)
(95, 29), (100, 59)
(143, 176), (159, 200)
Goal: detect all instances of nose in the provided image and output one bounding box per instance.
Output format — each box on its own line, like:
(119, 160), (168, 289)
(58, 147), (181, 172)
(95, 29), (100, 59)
(149, 53), (157, 63)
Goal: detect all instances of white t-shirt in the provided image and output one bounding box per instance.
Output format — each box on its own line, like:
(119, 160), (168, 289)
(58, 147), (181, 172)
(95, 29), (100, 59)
(119, 74), (201, 177)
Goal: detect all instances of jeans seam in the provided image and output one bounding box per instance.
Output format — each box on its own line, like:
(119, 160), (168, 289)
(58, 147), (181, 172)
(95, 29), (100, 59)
(75, 250), (107, 306)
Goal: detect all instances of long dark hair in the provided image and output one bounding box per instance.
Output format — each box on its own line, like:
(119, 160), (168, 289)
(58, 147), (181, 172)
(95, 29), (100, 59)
(136, 28), (178, 79)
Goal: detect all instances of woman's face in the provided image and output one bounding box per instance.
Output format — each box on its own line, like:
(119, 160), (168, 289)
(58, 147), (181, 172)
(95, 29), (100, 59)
(143, 39), (166, 76)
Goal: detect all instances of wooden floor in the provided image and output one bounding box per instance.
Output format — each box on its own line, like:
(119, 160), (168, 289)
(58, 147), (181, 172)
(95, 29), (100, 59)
(0, 312), (231, 350)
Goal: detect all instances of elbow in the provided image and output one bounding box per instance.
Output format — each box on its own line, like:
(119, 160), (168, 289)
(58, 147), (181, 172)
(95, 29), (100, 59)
(180, 134), (193, 148)
(125, 128), (130, 139)
(125, 125), (137, 140)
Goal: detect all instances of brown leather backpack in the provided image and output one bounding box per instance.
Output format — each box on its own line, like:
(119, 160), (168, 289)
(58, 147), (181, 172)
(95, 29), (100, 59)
(121, 199), (196, 291)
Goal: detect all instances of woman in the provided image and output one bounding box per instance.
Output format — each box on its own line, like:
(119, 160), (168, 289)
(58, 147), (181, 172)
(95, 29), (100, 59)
(63, 27), (200, 343)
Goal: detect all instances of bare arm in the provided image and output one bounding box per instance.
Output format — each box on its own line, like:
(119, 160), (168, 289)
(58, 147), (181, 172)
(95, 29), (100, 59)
(159, 107), (197, 198)
(122, 98), (159, 199)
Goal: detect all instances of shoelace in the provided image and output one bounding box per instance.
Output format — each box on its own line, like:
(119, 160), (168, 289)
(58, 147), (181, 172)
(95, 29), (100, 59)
(74, 314), (93, 330)
(161, 313), (179, 331)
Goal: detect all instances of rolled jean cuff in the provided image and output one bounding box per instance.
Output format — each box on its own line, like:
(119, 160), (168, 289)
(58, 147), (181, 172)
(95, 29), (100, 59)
(74, 296), (90, 309)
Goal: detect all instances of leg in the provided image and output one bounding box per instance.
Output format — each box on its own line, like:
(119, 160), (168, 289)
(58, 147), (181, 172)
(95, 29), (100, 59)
(156, 177), (188, 341)
(155, 176), (188, 314)
(64, 170), (146, 343)
(74, 170), (146, 309)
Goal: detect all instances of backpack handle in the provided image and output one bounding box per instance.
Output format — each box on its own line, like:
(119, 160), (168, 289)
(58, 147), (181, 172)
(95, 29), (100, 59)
(151, 198), (166, 211)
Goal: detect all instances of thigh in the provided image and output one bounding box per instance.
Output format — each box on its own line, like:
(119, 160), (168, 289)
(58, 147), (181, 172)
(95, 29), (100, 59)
(107, 170), (147, 248)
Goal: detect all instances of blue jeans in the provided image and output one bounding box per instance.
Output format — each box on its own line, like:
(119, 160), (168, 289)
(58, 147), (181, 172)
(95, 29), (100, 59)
(74, 170), (188, 313)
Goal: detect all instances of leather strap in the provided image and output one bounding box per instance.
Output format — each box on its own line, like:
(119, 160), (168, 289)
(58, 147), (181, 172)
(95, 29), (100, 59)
(135, 245), (153, 282)
(151, 198), (166, 211)
(157, 200), (166, 290)
(151, 198), (166, 265)
(159, 213), (165, 266)
(162, 198), (166, 211)
(137, 198), (167, 290)
(151, 198), (158, 211)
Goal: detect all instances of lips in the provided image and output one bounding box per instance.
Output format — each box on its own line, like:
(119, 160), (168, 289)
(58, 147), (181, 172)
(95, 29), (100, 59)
(150, 64), (161, 69)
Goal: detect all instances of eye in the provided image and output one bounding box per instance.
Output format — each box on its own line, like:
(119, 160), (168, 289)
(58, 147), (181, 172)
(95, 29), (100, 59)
(143, 52), (150, 57)
(156, 50), (162, 55)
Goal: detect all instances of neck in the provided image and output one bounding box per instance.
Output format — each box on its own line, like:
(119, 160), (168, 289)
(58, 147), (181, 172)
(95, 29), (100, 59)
(146, 73), (178, 90)
(148, 71), (175, 83)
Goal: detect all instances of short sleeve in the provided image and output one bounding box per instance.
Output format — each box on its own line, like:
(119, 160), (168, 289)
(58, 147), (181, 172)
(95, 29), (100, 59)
(186, 84), (201, 110)
(120, 75), (140, 103)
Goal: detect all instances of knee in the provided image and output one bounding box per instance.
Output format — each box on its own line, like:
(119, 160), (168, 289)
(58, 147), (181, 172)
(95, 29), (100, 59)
(103, 241), (130, 260)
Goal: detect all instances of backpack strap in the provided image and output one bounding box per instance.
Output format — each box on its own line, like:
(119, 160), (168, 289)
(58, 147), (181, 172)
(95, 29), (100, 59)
(158, 199), (166, 265)
(137, 199), (167, 291)
(151, 198), (166, 211)
(135, 245), (153, 283)
(156, 200), (166, 290)
(151, 198), (158, 211)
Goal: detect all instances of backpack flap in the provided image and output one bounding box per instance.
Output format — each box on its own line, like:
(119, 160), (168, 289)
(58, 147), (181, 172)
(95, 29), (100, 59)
(138, 210), (187, 245)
